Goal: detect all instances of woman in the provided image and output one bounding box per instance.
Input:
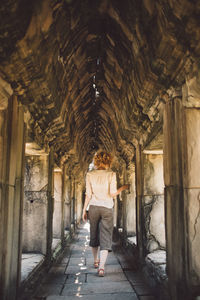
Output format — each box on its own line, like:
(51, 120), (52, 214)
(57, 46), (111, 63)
(82, 151), (129, 277)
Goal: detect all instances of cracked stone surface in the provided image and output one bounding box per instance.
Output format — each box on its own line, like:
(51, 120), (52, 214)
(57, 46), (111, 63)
(30, 223), (155, 300)
(21, 253), (44, 282)
(145, 250), (167, 283)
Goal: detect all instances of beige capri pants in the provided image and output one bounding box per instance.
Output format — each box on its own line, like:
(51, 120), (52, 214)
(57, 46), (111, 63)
(88, 205), (114, 251)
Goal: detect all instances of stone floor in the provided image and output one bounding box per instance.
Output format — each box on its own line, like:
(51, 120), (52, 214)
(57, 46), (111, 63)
(31, 223), (156, 300)
(21, 253), (44, 282)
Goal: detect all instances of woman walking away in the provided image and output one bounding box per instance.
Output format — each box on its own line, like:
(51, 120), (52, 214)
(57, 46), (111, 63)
(82, 151), (129, 277)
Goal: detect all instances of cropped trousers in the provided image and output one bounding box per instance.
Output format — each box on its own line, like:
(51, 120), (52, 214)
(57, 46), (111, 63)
(88, 205), (114, 251)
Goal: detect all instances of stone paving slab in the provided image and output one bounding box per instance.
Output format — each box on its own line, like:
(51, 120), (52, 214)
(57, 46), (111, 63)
(86, 272), (127, 283)
(43, 273), (68, 284)
(49, 265), (67, 275)
(67, 257), (86, 266)
(65, 264), (123, 275)
(66, 274), (86, 284)
(61, 281), (134, 296)
(34, 283), (63, 297)
(86, 255), (119, 265)
(65, 265), (94, 274)
(71, 244), (89, 250)
(47, 292), (138, 300)
(70, 250), (93, 257)
(76, 237), (89, 242)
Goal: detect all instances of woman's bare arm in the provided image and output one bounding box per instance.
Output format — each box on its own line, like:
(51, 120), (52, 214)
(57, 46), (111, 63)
(110, 184), (129, 198)
(82, 195), (91, 222)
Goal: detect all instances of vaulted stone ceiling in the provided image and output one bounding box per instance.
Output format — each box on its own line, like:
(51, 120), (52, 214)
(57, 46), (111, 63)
(0, 0), (200, 171)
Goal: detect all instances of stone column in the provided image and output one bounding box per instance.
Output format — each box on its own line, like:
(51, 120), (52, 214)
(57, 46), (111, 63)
(75, 181), (83, 225)
(164, 70), (200, 298)
(135, 144), (145, 260)
(0, 95), (25, 300)
(183, 108), (200, 295)
(46, 147), (54, 259)
(63, 169), (71, 231)
(70, 177), (75, 229)
(121, 165), (127, 236)
(125, 163), (136, 237)
(163, 95), (194, 299)
(142, 151), (165, 253)
(53, 167), (63, 239)
(113, 196), (118, 228)
(23, 146), (54, 258)
(117, 171), (124, 229)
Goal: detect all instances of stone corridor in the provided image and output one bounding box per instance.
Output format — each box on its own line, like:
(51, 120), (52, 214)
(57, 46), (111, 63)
(1, 1), (200, 299)
(29, 223), (155, 300)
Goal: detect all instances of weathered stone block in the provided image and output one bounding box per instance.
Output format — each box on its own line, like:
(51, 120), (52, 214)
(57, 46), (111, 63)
(53, 171), (62, 239)
(144, 154), (164, 195)
(185, 188), (200, 286)
(184, 109), (200, 187)
(149, 196), (166, 248)
(23, 154), (49, 254)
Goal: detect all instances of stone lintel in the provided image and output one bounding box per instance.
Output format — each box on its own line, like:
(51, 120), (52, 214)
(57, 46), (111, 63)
(143, 149), (163, 154)
(25, 142), (48, 156)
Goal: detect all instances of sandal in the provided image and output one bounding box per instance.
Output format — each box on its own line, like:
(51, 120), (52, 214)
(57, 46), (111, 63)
(98, 268), (105, 277)
(94, 261), (100, 268)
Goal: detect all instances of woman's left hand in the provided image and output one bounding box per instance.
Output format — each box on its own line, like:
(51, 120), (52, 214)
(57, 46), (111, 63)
(122, 184), (130, 190)
(82, 210), (87, 222)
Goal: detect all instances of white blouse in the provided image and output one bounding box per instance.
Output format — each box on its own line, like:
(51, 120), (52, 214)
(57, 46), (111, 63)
(85, 169), (117, 208)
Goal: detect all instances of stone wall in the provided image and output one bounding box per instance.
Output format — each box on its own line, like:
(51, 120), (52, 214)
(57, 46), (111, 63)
(143, 154), (165, 253)
(53, 170), (62, 239)
(23, 155), (49, 254)
(184, 109), (200, 288)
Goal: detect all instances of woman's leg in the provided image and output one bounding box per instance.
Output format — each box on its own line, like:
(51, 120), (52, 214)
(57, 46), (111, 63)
(88, 206), (100, 265)
(99, 249), (108, 270)
(99, 207), (114, 272)
(92, 246), (99, 262)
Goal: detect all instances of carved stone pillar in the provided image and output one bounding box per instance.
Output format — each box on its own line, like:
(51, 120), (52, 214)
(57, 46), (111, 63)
(163, 91), (200, 298)
(23, 146), (54, 258)
(163, 96), (186, 299)
(53, 167), (63, 239)
(0, 95), (25, 300)
(135, 144), (145, 260)
(75, 181), (83, 225)
(63, 170), (71, 231)
(183, 108), (200, 296)
(123, 163), (136, 237)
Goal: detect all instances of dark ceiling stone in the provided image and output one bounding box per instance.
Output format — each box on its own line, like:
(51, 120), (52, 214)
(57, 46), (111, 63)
(0, 0), (200, 173)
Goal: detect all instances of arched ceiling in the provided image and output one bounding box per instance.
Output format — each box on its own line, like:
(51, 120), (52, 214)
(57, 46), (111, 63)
(0, 0), (200, 172)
